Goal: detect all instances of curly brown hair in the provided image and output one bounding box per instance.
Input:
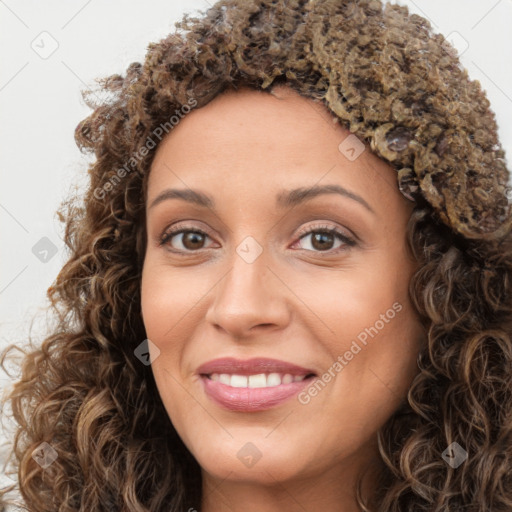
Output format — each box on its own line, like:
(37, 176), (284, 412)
(2, 0), (512, 510)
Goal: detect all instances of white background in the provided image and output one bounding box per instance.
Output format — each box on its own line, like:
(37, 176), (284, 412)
(1, 0), (512, 475)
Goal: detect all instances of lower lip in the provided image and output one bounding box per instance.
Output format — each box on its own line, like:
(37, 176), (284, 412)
(200, 375), (314, 412)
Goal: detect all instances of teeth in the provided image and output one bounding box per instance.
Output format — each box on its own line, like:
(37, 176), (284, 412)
(219, 374), (231, 385)
(248, 373), (267, 388)
(282, 374), (293, 385)
(230, 375), (248, 388)
(267, 373), (282, 386)
(209, 372), (310, 388)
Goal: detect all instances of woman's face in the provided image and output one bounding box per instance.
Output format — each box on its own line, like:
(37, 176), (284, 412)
(141, 86), (425, 496)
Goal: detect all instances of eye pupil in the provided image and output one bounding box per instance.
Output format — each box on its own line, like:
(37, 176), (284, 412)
(312, 232), (334, 251)
(183, 232), (205, 250)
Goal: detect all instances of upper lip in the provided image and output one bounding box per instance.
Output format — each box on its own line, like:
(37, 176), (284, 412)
(197, 357), (317, 377)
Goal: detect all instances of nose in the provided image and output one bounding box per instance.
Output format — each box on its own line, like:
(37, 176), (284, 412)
(204, 246), (291, 339)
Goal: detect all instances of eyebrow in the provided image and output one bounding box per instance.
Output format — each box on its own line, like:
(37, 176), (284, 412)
(148, 184), (375, 215)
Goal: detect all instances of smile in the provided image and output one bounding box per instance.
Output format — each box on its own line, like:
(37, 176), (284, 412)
(197, 357), (317, 412)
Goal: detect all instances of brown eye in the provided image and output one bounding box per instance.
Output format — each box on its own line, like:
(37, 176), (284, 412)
(294, 225), (356, 254)
(309, 232), (336, 251)
(180, 231), (207, 250)
(160, 228), (213, 252)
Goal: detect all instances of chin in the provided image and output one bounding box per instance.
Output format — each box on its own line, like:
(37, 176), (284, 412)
(186, 433), (311, 484)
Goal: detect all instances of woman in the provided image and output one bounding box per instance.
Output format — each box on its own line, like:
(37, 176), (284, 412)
(1, 0), (511, 510)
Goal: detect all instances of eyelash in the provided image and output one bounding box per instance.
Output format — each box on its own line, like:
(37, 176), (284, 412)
(159, 222), (356, 255)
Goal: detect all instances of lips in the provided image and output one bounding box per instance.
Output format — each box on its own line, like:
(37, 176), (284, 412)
(197, 357), (317, 412)
(197, 357), (316, 376)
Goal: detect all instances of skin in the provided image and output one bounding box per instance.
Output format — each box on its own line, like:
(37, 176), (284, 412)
(140, 85), (426, 512)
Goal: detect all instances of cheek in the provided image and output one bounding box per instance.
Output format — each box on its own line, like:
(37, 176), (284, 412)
(140, 262), (199, 425)
(140, 259), (213, 394)
(305, 249), (421, 397)
(140, 260), (203, 340)
(303, 261), (408, 343)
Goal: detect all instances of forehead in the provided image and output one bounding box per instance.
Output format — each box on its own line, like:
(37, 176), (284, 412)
(147, 86), (403, 215)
